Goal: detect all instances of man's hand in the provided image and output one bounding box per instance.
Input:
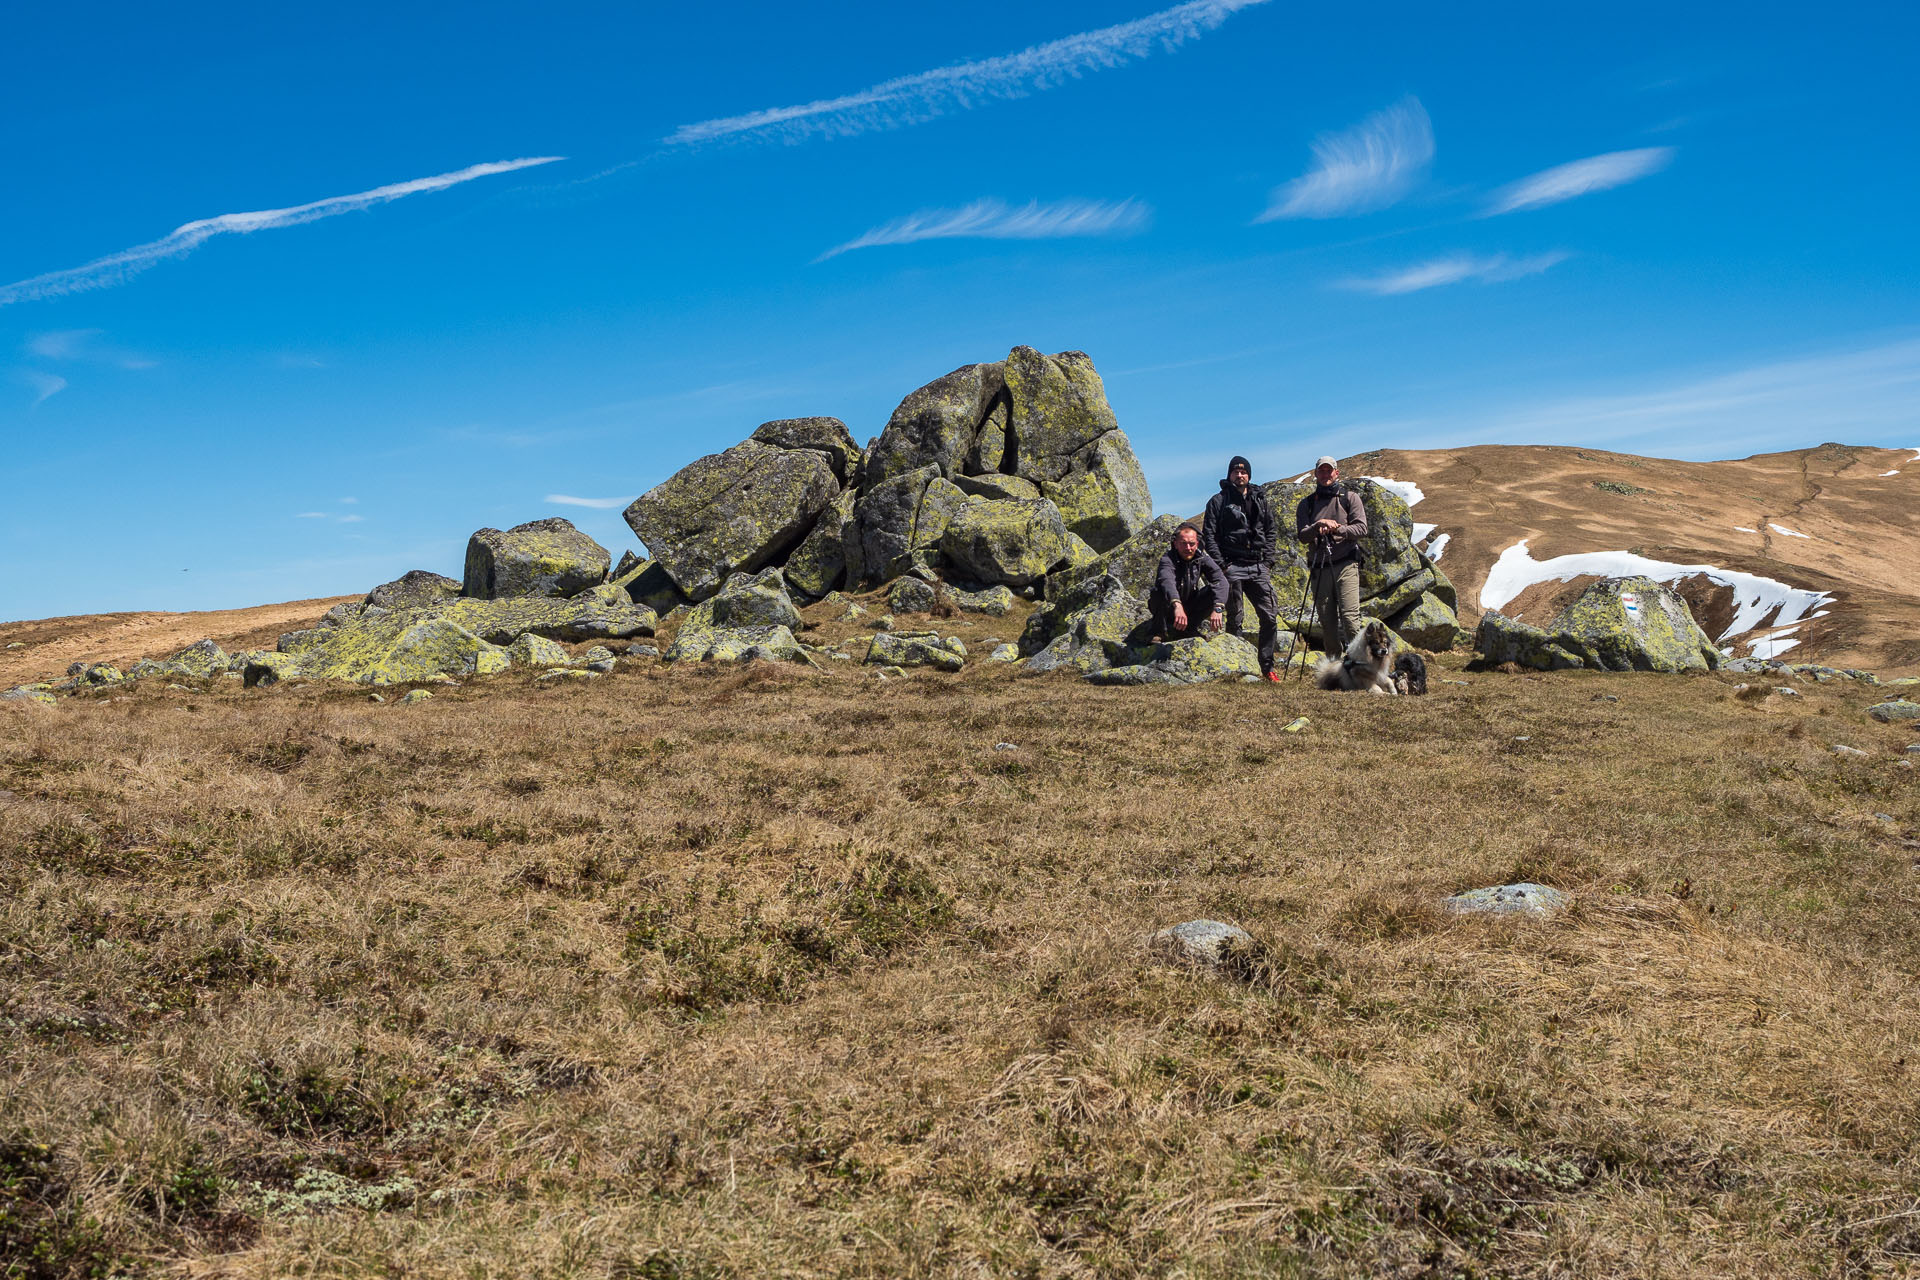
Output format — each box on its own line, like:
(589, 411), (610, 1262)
(1315, 517), (1340, 535)
(1172, 604), (1188, 631)
(1209, 609), (1224, 634)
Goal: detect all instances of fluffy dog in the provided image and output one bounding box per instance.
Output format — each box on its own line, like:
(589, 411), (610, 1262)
(1314, 619), (1398, 694)
(1393, 651), (1428, 696)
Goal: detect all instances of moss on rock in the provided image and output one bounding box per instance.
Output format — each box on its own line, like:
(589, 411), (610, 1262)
(463, 517), (610, 600)
(940, 497), (1070, 588)
(1039, 429), (1153, 552)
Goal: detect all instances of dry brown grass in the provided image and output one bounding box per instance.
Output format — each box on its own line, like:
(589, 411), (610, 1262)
(3, 607), (1919, 1278)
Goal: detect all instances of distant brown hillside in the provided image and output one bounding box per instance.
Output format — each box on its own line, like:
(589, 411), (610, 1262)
(1343, 443), (1920, 675)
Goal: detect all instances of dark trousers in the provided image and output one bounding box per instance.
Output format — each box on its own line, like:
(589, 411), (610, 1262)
(1148, 583), (1212, 640)
(1223, 562), (1279, 673)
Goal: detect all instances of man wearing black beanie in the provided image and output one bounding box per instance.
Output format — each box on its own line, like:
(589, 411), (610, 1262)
(1202, 455), (1281, 680)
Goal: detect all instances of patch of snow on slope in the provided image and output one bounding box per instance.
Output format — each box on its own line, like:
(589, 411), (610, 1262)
(1768, 523), (1811, 539)
(1733, 526), (1757, 533)
(1479, 539), (1835, 641)
(1426, 532), (1451, 561)
(1362, 476), (1424, 508)
(1413, 522), (1436, 542)
(1882, 470), (1900, 477)
(1749, 633), (1803, 659)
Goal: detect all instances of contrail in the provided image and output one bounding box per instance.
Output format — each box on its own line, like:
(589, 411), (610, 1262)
(0, 156), (566, 306)
(668, 0), (1270, 147)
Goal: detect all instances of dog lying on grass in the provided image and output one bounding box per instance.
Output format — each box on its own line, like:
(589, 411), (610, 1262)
(1315, 620), (1399, 694)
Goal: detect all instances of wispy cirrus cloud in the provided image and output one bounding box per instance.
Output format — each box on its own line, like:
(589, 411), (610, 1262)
(1258, 97), (1433, 221)
(1487, 147), (1673, 215)
(545, 494), (635, 510)
(27, 329), (156, 369)
(0, 157), (565, 307)
(1341, 251), (1570, 295)
(667, 0), (1269, 147)
(20, 370), (68, 406)
(819, 197), (1150, 260)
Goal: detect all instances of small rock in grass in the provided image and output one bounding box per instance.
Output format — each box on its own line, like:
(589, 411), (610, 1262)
(1833, 744), (1870, 760)
(868, 614), (895, 631)
(400, 689), (432, 705)
(985, 644), (1019, 664)
(367, 693), (385, 703)
(1445, 883), (1568, 918)
(1150, 920), (1263, 978)
(993, 742), (1018, 751)
(1867, 700), (1920, 724)
(626, 643), (659, 657)
(1281, 716), (1310, 733)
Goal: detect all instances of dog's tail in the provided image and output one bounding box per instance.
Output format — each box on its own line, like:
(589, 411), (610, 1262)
(1312, 657), (1343, 690)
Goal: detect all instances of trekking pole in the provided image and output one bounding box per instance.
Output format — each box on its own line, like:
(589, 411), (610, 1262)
(1291, 535), (1319, 682)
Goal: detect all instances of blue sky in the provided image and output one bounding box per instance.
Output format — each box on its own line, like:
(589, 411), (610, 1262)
(5, 1), (1917, 619)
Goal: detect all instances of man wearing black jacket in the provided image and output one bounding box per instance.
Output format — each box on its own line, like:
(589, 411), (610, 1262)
(1202, 455), (1281, 680)
(1149, 523), (1227, 641)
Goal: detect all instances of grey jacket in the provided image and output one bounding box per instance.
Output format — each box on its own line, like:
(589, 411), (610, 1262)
(1294, 484), (1368, 568)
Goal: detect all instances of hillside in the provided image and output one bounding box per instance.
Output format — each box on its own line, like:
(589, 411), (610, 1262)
(1344, 443), (1920, 675)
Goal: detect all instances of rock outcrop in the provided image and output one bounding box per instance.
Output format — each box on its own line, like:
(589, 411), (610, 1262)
(464, 518), (610, 600)
(367, 570), (461, 612)
(1474, 576), (1722, 673)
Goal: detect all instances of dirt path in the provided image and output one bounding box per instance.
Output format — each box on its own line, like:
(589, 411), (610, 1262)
(0, 597), (356, 688)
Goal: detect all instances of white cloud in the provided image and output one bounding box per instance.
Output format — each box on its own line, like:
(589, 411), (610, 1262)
(295, 512), (328, 519)
(1258, 97), (1433, 221)
(667, 0), (1269, 146)
(0, 156), (565, 306)
(338, 514), (365, 524)
(340, 497), (358, 504)
(27, 328), (156, 369)
(820, 198), (1150, 259)
(21, 370), (67, 406)
(545, 494), (635, 509)
(1487, 147), (1673, 215)
(1341, 251), (1569, 295)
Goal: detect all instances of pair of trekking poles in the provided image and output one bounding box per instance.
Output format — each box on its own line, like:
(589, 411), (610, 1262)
(1284, 533), (1327, 682)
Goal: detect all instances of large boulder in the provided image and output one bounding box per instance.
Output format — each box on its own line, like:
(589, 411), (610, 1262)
(464, 518), (610, 600)
(1086, 634), (1262, 685)
(287, 617), (510, 686)
(665, 624), (806, 664)
(366, 570), (460, 611)
(1387, 591), (1469, 652)
(940, 498), (1071, 588)
(1004, 347), (1119, 484)
(784, 489), (855, 599)
(624, 441), (839, 601)
(703, 568), (801, 631)
(844, 465), (937, 586)
(1038, 430), (1153, 552)
(1021, 575), (1151, 674)
(1474, 576), (1720, 673)
(750, 416), (862, 487)
(953, 473), (1041, 502)
(866, 363), (1003, 485)
(866, 632), (964, 673)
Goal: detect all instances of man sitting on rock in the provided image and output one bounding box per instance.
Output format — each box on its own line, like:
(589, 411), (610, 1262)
(1203, 454), (1281, 681)
(1296, 455), (1368, 658)
(1149, 522), (1227, 643)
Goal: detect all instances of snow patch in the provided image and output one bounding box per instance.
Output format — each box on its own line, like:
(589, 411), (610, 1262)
(1749, 633), (1803, 659)
(1479, 539), (1835, 642)
(1413, 522), (1437, 542)
(1733, 526), (1757, 533)
(1362, 475), (1425, 508)
(1881, 470), (1900, 477)
(1768, 523), (1811, 539)
(1426, 532), (1451, 562)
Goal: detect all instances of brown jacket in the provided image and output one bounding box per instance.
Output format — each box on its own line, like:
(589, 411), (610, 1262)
(1294, 484), (1368, 568)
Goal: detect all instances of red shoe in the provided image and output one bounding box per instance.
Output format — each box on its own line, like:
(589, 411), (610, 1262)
(1264, 670), (1281, 683)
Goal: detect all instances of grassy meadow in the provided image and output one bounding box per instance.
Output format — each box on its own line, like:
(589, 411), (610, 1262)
(3, 598), (1918, 1278)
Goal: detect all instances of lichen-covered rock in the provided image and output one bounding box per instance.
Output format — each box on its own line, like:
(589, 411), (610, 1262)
(1041, 514), (1181, 605)
(911, 478), (973, 571)
(1, 685), (57, 706)
(1387, 591), (1468, 652)
(288, 617), (511, 686)
(750, 416), (862, 486)
(664, 624), (805, 664)
(866, 362), (1002, 485)
(134, 638), (230, 681)
(1474, 577), (1720, 673)
(1445, 883), (1568, 917)
(625, 441), (839, 601)
(698, 567), (802, 631)
(940, 498), (1070, 588)
(613, 550), (643, 580)
(614, 560), (690, 617)
(887, 576), (938, 614)
(784, 488), (854, 599)
(400, 689), (433, 705)
(464, 517), (610, 600)
(1867, 699), (1920, 723)
(319, 602), (365, 629)
(366, 570), (461, 611)
(953, 473), (1041, 502)
(865, 632), (964, 672)
(949, 584), (1016, 615)
(506, 633), (572, 668)
(1259, 477), (1426, 605)
(845, 464), (938, 585)
(1039, 430), (1153, 552)
(1004, 347), (1119, 485)
(1360, 568), (1434, 625)
(241, 652), (298, 688)
(1086, 634), (1261, 685)
(985, 643), (1020, 663)
(1021, 575), (1150, 674)
(581, 646), (617, 672)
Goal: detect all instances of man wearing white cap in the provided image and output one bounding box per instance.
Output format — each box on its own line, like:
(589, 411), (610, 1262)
(1294, 455), (1368, 658)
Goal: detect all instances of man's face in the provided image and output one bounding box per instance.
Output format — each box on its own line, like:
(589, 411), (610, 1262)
(1315, 463), (1337, 485)
(1173, 528), (1199, 560)
(1229, 462), (1250, 488)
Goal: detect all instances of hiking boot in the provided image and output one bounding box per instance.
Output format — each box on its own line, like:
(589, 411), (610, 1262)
(1263, 670), (1281, 683)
